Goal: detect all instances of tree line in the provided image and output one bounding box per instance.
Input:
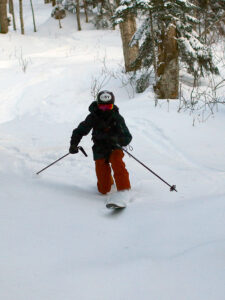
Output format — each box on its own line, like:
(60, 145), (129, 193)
(0, 0), (36, 34)
(0, 0), (224, 99)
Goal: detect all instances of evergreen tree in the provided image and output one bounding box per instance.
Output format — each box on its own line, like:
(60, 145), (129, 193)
(114, 0), (219, 97)
(91, 0), (115, 29)
(58, 0), (82, 30)
(114, 0), (140, 72)
(59, 0), (114, 29)
(196, 0), (225, 41)
(60, 0), (76, 13)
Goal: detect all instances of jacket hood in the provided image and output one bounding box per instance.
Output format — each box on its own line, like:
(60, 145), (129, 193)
(88, 101), (119, 113)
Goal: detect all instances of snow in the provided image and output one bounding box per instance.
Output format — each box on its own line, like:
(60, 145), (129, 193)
(0, 1), (225, 300)
(115, 5), (129, 15)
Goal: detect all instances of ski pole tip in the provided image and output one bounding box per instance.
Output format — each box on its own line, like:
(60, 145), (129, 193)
(170, 185), (177, 192)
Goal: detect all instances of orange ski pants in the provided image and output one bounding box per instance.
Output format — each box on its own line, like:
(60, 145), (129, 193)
(95, 149), (131, 194)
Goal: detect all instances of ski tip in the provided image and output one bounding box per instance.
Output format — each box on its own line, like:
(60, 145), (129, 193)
(106, 203), (126, 209)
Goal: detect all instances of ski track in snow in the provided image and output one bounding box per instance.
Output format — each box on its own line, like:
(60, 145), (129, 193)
(131, 117), (196, 166)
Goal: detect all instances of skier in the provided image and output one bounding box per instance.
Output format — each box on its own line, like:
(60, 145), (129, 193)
(69, 90), (132, 205)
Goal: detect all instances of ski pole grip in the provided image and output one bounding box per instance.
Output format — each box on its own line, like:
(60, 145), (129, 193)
(78, 146), (88, 157)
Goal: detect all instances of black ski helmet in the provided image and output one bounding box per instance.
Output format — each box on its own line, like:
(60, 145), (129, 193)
(97, 90), (115, 104)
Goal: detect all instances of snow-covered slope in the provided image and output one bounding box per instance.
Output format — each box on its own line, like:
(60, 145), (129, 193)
(0, 2), (225, 299)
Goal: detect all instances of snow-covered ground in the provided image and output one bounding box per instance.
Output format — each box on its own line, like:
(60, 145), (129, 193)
(0, 1), (225, 299)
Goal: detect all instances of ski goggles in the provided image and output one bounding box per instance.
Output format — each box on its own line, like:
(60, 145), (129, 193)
(98, 103), (114, 111)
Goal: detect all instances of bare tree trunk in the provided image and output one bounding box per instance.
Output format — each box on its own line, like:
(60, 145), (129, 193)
(58, 17), (62, 29)
(76, 0), (81, 30)
(0, 0), (8, 34)
(119, 13), (140, 72)
(203, 7), (208, 44)
(52, 0), (56, 6)
(9, 0), (16, 31)
(83, 0), (88, 23)
(155, 23), (179, 99)
(107, 0), (115, 29)
(149, 10), (157, 81)
(30, 0), (37, 32)
(19, 0), (25, 34)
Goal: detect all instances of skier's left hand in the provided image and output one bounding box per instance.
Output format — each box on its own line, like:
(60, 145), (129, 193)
(109, 136), (119, 147)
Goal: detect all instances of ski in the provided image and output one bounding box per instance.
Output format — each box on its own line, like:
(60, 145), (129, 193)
(106, 202), (126, 209)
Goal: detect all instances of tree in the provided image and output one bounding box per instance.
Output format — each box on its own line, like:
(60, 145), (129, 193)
(114, 0), (141, 72)
(30, 0), (37, 32)
(59, 0), (82, 30)
(116, 0), (219, 98)
(155, 22), (179, 99)
(83, 0), (89, 23)
(76, 0), (81, 30)
(19, 0), (25, 34)
(118, 13), (140, 72)
(9, 0), (16, 31)
(196, 0), (225, 42)
(0, 0), (8, 34)
(92, 0), (115, 29)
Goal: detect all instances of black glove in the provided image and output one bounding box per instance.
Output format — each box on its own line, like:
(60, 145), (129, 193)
(69, 144), (79, 154)
(108, 136), (121, 148)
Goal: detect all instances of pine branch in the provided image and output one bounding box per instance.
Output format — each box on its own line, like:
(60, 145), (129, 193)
(200, 12), (225, 37)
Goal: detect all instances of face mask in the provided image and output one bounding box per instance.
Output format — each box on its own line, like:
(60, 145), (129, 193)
(98, 104), (114, 111)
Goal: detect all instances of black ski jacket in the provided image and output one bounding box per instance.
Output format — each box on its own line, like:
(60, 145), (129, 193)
(70, 101), (132, 160)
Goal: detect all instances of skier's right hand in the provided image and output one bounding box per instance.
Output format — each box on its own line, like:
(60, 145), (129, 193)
(69, 144), (79, 154)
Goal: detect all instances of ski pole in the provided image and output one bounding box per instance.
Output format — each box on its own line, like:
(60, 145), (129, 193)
(122, 147), (177, 192)
(36, 146), (88, 175)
